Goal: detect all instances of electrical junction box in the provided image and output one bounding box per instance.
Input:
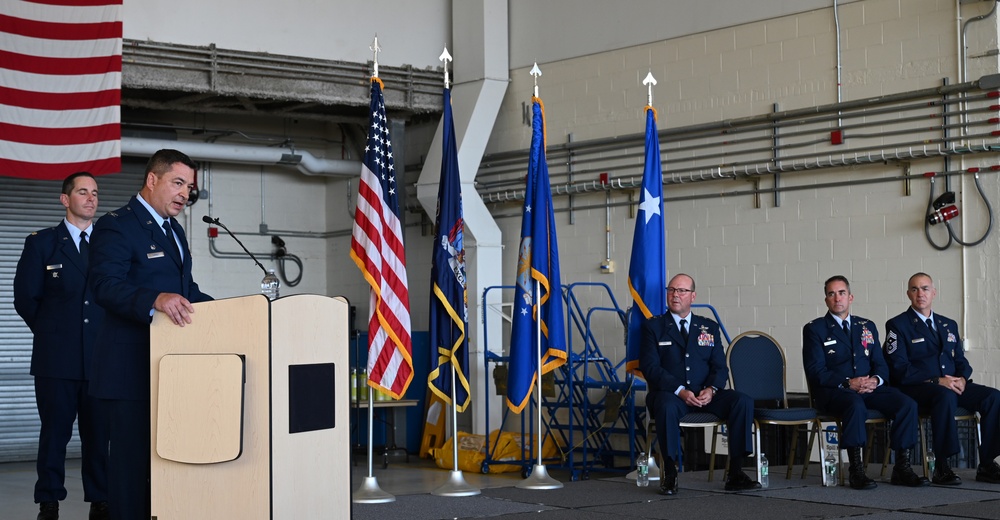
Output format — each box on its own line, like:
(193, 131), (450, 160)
(600, 260), (614, 274)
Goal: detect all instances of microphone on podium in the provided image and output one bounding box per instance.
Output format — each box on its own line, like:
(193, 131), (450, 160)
(203, 215), (268, 275)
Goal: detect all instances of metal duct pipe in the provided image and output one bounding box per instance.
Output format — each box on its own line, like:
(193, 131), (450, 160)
(120, 136), (361, 177)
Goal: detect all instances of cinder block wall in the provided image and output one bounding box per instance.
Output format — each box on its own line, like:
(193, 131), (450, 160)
(470, 0), (1000, 393)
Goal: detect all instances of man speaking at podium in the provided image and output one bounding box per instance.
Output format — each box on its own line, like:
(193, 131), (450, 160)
(89, 149), (213, 520)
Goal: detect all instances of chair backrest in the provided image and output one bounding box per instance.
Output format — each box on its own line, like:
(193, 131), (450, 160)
(726, 331), (787, 406)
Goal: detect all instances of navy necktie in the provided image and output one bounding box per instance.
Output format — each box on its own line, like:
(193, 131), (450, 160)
(162, 220), (181, 257)
(79, 231), (89, 264)
(680, 318), (689, 343)
(842, 319), (850, 336)
(926, 318), (934, 332)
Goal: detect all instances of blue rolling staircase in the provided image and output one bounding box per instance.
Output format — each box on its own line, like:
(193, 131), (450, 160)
(480, 282), (640, 481)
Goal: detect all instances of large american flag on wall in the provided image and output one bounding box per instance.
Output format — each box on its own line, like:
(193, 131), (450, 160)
(0, 0), (122, 180)
(350, 77), (413, 400)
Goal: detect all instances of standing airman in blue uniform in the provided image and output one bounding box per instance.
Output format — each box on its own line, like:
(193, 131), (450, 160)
(14, 172), (109, 520)
(89, 149), (212, 520)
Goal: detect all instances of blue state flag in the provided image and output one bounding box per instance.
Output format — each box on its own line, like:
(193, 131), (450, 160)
(427, 87), (471, 411)
(507, 96), (568, 413)
(626, 106), (666, 377)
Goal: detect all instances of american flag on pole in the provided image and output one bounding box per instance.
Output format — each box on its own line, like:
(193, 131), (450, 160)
(350, 77), (413, 400)
(0, 0), (122, 179)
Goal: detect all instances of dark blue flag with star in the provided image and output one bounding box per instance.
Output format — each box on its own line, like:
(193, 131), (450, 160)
(427, 86), (471, 411)
(626, 106), (666, 377)
(506, 96), (567, 414)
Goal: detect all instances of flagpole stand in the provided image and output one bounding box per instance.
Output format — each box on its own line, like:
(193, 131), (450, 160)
(518, 464), (563, 489)
(517, 278), (563, 490)
(352, 476), (395, 503)
(432, 470), (480, 496)
(431, 364), (481, 497)
(353, 385), (396, 503)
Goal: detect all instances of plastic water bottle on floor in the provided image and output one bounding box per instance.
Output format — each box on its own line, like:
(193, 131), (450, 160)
(824, 453), (838, 486)
(759, 453), (769, 488)
(636, 451), (649, 487)
(927, 450), (936, 476)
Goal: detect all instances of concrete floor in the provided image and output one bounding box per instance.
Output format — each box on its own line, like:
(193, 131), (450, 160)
(6, 455), (1000, 519)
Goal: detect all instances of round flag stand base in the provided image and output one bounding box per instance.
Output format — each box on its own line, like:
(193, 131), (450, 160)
(432, 470), (481, 496)
(352, 476), (395, 503)
(516, 464), (563, 490)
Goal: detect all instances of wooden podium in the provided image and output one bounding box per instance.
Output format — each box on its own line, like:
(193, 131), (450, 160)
(150, 294), (350, 519)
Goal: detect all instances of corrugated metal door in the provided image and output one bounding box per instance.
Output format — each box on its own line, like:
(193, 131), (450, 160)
(0, 171), (141, 461)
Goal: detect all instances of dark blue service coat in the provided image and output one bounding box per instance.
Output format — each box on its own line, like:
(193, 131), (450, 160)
(88, 196), (212, 520)
(884, 308), (1000, 460)
(640, 313), (754, 462)
(13, 220), (108, 504)
(803, 313), (918, 450)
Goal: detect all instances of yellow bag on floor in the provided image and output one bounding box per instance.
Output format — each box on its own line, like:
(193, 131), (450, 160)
(431, 430), (559, 474)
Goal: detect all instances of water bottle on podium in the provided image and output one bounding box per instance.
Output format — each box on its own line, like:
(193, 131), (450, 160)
(261, 268), (280, 300)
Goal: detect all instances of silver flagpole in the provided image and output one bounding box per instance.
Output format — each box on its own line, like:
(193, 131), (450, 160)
(352, 384), (395, 503)
(432, 361), (480, 496)
(352, 33), (395, 505)
(430, 45), (479, 497)
(517, 278), (562, 489)
(626, 70), (662, 484)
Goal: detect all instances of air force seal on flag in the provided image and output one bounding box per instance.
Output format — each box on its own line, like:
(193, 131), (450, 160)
(441, 219), (468, 319)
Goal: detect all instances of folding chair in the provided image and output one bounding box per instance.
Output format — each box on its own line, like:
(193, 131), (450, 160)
(918, 407), (981, 477)
(807, 387), (892, 485)
(727, 331), (824, 482)
(647, 409), (728, 481)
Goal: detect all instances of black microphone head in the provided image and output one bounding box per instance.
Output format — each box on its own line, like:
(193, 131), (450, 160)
(202, 215), (215, 224)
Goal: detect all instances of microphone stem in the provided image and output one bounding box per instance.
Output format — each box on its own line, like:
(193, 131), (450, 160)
(213, 219), (268, 275)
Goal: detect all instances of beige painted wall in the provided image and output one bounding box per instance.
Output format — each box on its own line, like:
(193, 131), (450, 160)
(378, 0), (1000, 395)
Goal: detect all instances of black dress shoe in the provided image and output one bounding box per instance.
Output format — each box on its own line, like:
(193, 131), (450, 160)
(89, 501), (109, 520)
(932, 467), (962, 485)
(724, 469), (762, 491)
(848, 471), (877, 490)
(659, 471), (678, 495)
(37, 501), (58, 520)
(890, 464), (930, 487)
(977, 461), (1000, 483)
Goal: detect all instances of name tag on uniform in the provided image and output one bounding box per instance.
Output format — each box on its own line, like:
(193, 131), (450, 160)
(823, 339), (836, 346)
(911, 338), (925, 343)
(46, 264), (62, 270)
(658, 341), (671, 346)
(147, 251), (165, 259)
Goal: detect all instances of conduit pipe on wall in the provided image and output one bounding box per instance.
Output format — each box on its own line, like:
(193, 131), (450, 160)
(956, 0), (999, 351)
(473, 75), (1000, 203)
(121, 136), (361, 177)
